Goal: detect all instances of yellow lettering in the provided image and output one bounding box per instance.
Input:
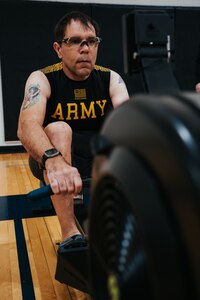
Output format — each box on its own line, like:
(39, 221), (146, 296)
(96, 99), (107, 116)
(51, 103), (64, 120)
(80, 101), (96, 119)
(51, 99), (108, 121)
(66, 103), (78, 120)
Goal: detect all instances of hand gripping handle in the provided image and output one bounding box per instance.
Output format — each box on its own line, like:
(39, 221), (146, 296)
(27, 178), (91, 201)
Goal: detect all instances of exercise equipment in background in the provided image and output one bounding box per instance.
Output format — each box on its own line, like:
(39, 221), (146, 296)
(122, 8), (179, 93)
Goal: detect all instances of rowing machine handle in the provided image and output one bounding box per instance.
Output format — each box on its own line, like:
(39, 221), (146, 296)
(27, 178), (91, 201)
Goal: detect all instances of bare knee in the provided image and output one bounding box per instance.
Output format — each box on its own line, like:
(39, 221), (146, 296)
(44, 121), (72, 142)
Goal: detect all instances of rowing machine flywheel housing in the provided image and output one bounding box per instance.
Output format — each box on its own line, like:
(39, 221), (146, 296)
(89, 93), (200, 300)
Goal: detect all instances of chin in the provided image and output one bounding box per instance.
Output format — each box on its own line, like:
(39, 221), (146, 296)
(78, 68), (92, 79)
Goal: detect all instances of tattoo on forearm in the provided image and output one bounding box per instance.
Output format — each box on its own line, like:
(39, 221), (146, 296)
(21, 84), (41, 110)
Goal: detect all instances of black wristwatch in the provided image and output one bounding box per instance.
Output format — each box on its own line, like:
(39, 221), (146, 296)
(42, 148), (61, 169)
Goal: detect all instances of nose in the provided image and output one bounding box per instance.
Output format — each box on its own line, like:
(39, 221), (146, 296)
(80, 40), (89, 48)
(80, 41), (89, 53)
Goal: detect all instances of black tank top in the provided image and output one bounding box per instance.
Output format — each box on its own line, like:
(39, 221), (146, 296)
(41, 62), (113, 131)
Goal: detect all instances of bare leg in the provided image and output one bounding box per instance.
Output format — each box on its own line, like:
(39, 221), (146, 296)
(43, 121), (80, 241)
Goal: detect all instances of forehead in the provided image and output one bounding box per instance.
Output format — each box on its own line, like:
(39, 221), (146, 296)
(65, 19), (96, 36)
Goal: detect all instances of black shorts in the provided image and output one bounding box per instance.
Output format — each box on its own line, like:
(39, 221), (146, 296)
(29, 130), (97, 182)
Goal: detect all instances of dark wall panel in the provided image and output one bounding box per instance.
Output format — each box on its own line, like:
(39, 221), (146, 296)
(0, 1), (200, 141)
(0, 1), (91, 141)
(174, 8), (200, 90)
(92, 4), (146, 96)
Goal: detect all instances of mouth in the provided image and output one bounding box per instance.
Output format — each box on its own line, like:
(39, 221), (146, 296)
(77, 58), (91, 64)
(78, 61), (90, 65)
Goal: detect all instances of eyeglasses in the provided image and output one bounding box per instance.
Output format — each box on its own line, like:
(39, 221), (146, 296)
(59, 36), (101, 48)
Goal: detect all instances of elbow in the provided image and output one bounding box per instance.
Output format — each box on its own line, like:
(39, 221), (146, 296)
(17, 120), (25, 142)
(17, 126), (22, 142)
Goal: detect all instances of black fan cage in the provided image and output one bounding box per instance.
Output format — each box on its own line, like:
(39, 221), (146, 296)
(89, 175), (152, 300)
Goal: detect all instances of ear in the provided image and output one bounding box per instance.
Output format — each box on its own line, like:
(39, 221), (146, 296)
(53, 42), (62, 59)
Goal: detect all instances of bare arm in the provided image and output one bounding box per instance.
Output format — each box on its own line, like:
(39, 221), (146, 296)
(17, 70), (53, 164)
(109, 70), (129, 108)
(18, 71), (82, 196)
(195, 82), (200, 93)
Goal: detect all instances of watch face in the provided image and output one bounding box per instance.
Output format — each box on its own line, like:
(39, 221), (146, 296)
(42, 148), (61, 169)
(45, 148), (59, 157)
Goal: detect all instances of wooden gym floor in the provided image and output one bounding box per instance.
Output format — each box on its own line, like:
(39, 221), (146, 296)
(0, 152), (91, 300)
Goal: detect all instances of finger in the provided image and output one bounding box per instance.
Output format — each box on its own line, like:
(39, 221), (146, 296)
(50, 178), (60, 194)
(48, 175), (67, 195)
(73, 175), (83, 196)
(58, 179), (67, 193)
(46, 170), (59, 194)
(66, 177), (76, 194)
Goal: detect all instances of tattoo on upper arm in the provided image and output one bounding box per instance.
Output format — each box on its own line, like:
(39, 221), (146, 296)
(118, 75), (125, 85)
(21, 84), (41, 110)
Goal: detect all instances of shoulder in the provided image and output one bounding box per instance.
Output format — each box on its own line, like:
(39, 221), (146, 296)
(25, 70), (51, 99)
(93, 67), (120, 79)
(92, 65), (111, 84)
(26, 70), (50, 87)
(40, 62), (63, 74)
(94, 65), (110, 73)
(110, 69), (121, 79)
(109, 69), (126, 86)
(109, 70), (129, 108)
